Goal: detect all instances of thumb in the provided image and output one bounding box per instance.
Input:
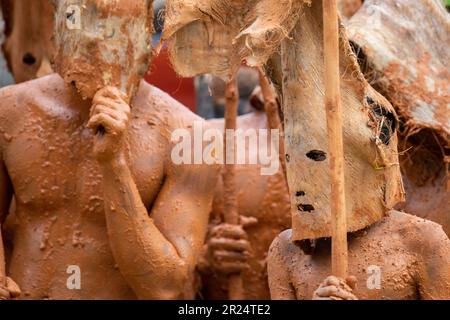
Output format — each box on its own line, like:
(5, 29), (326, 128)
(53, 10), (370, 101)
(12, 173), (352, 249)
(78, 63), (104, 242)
(239, 216), (258, 229)
(345, 276), (358, 290)
(6, 277), (21, 298)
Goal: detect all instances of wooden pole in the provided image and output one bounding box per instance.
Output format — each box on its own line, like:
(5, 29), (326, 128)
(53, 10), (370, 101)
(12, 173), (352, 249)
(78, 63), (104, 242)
(223, 76), (244, 300)
(323, 0), (348, 279)
(257, 68), (287, 181)
(0, 230), (6, 290)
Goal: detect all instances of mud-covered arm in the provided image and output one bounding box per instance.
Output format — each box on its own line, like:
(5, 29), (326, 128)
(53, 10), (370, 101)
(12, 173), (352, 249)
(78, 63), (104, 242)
(101, 156), (217, 299)
(0, 150), (12, 231)
(267, 232), (296, 300)
(90, 87), (218, 299)
(0, 142), (15, 298)
(416, 223), (450, 300)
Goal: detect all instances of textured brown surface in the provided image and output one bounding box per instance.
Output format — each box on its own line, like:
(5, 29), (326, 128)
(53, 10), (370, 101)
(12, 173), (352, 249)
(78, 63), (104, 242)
(281, 0), (404, 240)
(54, 0), (153, 100)
(162, 0), (311, 80)
(347, 0), (449, 236)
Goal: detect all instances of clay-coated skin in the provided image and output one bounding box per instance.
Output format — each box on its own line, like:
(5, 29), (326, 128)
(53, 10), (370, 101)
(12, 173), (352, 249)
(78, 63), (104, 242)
(0, 74), (218, 299)
(268, 211), (450, 300)
(198, 111), (291, 300)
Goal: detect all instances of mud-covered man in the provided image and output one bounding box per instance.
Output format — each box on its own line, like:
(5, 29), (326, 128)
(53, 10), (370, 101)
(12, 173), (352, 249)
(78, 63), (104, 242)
(266, 0), (450, 300)
(0, 0), (218, 299)
(161, 0), (450, 300)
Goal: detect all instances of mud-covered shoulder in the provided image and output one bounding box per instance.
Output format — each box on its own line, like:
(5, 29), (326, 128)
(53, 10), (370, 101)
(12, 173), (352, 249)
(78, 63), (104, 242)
(0, 74), (69, 144)
(136, 81), (220, 179)
(267, 229), (301, 299)
(0, 74), (65, 117)
(0, 82), (25, 118)
(136, 81), (204, 132)
(269, 229), (305, 265)
(383, 210), (450, 253)
(0, 81), (31, 134)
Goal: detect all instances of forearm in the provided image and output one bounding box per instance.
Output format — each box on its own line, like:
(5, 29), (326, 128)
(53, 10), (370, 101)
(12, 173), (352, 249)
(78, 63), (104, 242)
(0, 158), (12, 286)
(268, 267), (296, 300)
(267, 237), (296, 300)
(419, 232), (450, 300)
(0, 227), (6, 285)
(100, 157), (188, 299)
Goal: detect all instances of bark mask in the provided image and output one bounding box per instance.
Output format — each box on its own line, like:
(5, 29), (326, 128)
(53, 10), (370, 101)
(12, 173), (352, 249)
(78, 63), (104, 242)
(279, 1), (405, 241)
(54, 0), (153, 100)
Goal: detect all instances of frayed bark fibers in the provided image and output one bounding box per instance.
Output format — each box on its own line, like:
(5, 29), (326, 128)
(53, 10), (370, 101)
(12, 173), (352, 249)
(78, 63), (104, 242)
(162, 0), (311, 80)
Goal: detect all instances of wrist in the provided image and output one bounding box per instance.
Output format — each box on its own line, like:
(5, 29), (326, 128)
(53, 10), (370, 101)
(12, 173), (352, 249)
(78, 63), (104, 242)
(98, 152), (128, 172)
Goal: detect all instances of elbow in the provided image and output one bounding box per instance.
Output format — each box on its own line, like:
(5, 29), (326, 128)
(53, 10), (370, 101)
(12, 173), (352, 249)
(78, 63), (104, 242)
(164, 259), (190, 299)
(143, 259), (190, 300)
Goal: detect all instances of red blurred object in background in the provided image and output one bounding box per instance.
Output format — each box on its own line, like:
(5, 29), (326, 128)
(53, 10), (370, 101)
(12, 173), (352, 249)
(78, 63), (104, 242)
(145, 47), (196, 112)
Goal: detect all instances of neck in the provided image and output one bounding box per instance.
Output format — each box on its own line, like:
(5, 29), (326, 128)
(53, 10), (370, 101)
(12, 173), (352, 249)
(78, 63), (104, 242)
(64, 82), (94, 118)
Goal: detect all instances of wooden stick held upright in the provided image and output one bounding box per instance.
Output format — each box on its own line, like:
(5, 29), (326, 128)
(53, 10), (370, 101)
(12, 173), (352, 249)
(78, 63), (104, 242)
(0, 232), (6, 287)
(323, 0), (348, 279)
(257, 68), (287, 181)
(223, 76), (244, 300)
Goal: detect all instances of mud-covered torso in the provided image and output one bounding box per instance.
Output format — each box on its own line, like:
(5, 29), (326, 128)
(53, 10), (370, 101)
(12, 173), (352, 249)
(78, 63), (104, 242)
(282, 212), (424, 300)
(0, 75), (179, 299)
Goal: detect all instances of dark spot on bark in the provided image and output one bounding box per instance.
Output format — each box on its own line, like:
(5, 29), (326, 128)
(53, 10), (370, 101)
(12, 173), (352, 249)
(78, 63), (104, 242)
(350, 40), (382, 85)
(23, 53), (36, 66)
(370, 103), (397, 145)
(285, 154), (290, 162)
(66, 10), (75, 20)
(298, 204), (315, 212)
(306, 150), (327, 161)
(296, 191), (305, 197)
(366, 96), (375, 106)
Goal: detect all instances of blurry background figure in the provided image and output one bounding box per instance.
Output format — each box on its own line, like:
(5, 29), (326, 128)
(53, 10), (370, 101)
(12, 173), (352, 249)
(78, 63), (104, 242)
(197, 81), (291, 300)
(0, 0), (55, 83)
(196, 67), (260, 119)
(148, 1), (260, 115)
(0, 6), (13, 87)
(146, 0), (196, 110)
